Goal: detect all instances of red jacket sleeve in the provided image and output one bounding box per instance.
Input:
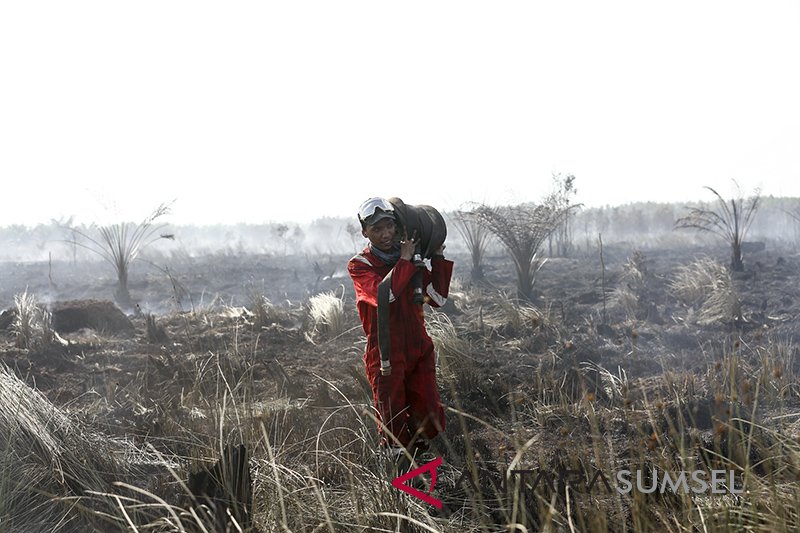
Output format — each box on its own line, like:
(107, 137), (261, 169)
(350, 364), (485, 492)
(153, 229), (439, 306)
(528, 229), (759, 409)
(348, 257), (418, 308)
(424, 258), (454, 307)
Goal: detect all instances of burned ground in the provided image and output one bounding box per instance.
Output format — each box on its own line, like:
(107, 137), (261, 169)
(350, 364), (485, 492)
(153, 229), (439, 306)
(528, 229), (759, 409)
(1, 240), (799, 532)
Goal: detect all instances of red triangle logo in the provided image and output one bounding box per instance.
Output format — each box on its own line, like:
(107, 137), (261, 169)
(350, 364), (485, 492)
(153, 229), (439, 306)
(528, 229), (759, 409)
(390, 456), (443, 509)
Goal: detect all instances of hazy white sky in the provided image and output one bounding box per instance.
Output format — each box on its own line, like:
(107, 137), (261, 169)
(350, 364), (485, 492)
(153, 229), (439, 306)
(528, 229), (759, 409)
(2, 1), (798, 226)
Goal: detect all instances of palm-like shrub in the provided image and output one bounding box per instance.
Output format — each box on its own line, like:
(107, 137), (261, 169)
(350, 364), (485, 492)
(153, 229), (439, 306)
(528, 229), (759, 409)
(675, 182), (760, 272)
(451, 207), (492, 281)
(68, 203), (172, 307)
(473, 201), (568, 301)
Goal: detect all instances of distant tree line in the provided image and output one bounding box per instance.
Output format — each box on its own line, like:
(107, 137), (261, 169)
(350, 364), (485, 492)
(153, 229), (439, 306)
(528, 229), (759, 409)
(1, 196), (799, 264)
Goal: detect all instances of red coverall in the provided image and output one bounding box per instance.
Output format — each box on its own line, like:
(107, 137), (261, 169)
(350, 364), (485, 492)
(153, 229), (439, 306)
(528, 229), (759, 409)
(348, 247), (454, 448)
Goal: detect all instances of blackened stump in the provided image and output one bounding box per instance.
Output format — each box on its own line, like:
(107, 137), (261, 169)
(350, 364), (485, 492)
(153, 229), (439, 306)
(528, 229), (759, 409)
(188, 444), (257, 532)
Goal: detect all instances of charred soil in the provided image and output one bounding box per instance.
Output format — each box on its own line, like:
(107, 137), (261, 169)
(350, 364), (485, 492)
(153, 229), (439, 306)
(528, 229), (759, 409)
(1, 241), (800, 531)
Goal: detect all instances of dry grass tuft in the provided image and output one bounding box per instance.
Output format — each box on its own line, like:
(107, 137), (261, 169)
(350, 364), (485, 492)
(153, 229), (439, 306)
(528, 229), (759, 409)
(670, 258), (741, 325)
(611, 250), (650, 321)
(0, 364), (175, 532)
(481, 293), (561, 348)
(248, 292), (279, 329)
(307, 291), (347, 340)
(427, 309), (475, 386)
(11, 290), (62, 350)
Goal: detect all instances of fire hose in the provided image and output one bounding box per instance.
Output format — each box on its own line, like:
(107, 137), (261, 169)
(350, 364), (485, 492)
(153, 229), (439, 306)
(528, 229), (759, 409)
(377, 198), (447, 376)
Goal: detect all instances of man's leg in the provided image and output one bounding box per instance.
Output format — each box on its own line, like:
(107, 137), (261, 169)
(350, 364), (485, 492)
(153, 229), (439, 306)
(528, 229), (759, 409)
(406, 350), (445, 442)
(367, 358), (412, 447)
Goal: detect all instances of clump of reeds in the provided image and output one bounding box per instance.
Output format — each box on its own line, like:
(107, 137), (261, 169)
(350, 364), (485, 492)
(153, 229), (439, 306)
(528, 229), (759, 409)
(306, 290), (346, 340)
(426, 308), (476, 386)
(0, 363), (174, 532)
(248, 292), (278, 329)
(670, 257), (741, 325)
(756, 337), (797, 401)
(145, 312), (170, 343)
(611, 250), (650, 321)
(480, 292), (561, 348)
(11, 290), (60, 350)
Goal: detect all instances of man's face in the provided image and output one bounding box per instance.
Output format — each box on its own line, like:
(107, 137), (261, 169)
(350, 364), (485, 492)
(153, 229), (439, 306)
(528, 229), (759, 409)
(363, 218), (397, 252)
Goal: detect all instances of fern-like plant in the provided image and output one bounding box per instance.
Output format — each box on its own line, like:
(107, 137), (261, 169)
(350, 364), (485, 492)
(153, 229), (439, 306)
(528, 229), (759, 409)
(675, 182), (760, 272)
(67, 203), (172, 307)
(451, 206), (492, 281)
(473, 200), (568, 301)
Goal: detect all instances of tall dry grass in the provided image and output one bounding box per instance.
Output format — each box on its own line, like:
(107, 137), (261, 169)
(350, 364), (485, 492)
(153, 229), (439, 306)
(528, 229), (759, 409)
(611, 250), (650, 322)
(0, 363), (175, 532)
(11, 290), (62, 350)
(670, 258), (742, 325)
(9, 340), (800, 532)
(4, 275), (800, 532)
(306, 290), (347, 341)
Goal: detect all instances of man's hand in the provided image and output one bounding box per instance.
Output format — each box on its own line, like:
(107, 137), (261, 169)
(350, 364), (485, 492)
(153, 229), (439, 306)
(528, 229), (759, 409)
(400, 230), (417, 261)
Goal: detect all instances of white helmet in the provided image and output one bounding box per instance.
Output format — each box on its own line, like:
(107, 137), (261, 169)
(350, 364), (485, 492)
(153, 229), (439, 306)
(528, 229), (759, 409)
(358, 197), (395, 226)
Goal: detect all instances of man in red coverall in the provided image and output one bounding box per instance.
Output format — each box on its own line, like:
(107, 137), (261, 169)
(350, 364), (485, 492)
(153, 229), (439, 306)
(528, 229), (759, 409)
(348, 197), (453, 455)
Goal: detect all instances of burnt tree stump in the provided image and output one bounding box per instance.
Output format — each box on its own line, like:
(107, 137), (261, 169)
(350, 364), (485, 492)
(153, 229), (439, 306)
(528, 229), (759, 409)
(187, 444), (258, 532)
